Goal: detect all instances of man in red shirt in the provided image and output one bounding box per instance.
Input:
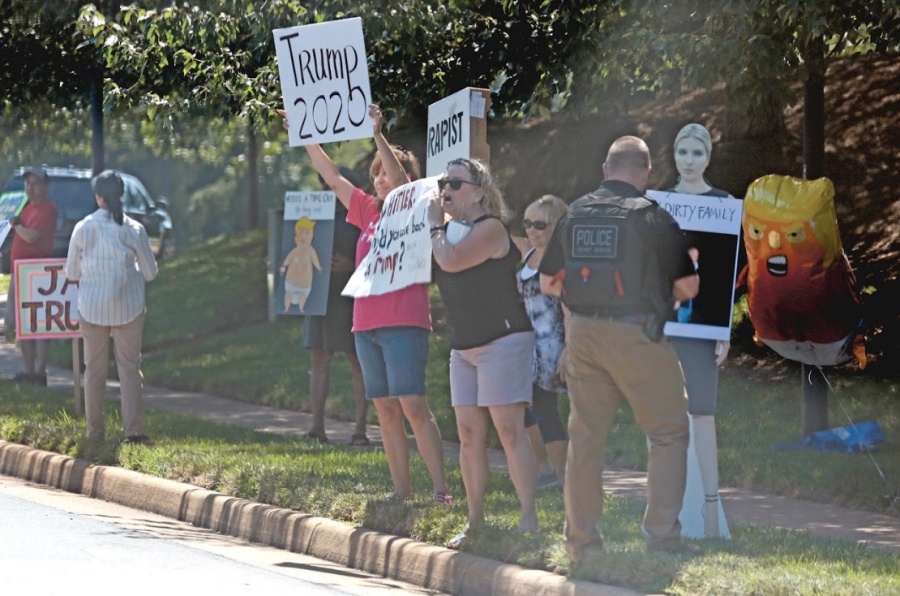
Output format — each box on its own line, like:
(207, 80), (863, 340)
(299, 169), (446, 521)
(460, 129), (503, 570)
(5, 166), (58, 385)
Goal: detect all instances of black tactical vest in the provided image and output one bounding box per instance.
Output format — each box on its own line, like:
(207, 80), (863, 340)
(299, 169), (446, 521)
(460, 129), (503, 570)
(562, 193), (658, 316)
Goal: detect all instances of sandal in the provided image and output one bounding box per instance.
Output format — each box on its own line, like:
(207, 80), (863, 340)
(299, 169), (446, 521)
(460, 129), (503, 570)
(447, 531), (467, 550)
(304, 430), (330, 443)
(433, 491), (453, 506)
(349, 433), (370, 446)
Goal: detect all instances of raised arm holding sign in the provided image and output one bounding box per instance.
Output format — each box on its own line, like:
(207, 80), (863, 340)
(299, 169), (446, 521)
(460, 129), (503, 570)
(278, 99), (450, 505)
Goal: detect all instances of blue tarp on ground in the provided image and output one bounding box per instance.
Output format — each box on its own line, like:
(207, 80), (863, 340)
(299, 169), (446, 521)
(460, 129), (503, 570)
(774, 420), (885, 453)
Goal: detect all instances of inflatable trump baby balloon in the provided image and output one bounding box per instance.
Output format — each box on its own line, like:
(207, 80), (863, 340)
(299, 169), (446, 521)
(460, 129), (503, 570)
(739, 175), (866, 368)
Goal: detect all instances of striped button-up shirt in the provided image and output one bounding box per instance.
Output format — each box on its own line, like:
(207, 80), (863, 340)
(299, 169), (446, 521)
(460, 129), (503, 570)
(65, 209), (159, 326)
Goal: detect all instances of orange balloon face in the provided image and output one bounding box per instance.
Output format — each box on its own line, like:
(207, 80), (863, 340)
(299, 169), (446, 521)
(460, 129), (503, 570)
(743, 216), (825, 278)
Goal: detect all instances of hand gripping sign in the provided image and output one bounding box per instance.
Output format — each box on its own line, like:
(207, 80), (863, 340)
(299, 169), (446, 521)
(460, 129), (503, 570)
(273, 17), (373, 146)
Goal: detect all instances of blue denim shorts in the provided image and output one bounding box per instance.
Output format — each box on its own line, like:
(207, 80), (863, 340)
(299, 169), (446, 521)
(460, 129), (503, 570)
(354, 326), (429, 398)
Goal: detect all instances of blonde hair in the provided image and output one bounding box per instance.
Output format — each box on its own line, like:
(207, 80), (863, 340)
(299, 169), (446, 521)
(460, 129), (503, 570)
(447, 158), (510, 222)
(674, 123), (713, 157)
(524, 194), (568, 229)
(294, 216), (315, 232)
(369, 144), (421, 184)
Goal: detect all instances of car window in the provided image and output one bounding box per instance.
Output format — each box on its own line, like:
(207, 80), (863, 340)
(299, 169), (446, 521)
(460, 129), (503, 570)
(124, 177), (152, 214)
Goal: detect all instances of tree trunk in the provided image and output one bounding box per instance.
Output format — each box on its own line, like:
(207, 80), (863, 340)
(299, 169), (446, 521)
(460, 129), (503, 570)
(246, 121), (259, 230)
(800, 39), (828, 435)
(90, 66), (105, 175)
(802, 42), (827, 180)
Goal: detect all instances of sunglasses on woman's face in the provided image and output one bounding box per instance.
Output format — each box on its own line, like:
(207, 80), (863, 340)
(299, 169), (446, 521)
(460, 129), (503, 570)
(438, 177), (480, 191)
(523, 219), (549, 231)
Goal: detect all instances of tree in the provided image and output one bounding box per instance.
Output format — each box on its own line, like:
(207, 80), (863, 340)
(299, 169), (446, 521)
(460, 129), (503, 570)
(0, 1), (148, 173)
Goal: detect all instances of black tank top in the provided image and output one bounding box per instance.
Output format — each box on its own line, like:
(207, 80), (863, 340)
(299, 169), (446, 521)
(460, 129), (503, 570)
(434, 216), (532, 350)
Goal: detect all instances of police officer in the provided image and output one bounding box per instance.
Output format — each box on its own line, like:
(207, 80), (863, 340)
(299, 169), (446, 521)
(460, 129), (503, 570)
(539, 136), (699, 559)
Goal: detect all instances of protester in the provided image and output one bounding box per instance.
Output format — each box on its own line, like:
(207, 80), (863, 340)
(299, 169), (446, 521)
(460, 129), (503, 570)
(281, 104), (450, 503)
(428, 157), (537, 549)
(515, 195), (570, 488)
(4, 167), (58, 386)
(300, 168), (369, 445)
(65, 170), (158, 442)
(666, 122), (734, 538)
(539, 136), (698, 559)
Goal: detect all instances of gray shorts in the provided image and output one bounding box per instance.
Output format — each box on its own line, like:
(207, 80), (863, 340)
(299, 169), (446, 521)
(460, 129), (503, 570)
(449, 331), (534, 408)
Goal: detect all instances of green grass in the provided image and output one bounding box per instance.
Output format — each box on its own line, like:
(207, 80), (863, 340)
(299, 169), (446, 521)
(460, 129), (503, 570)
(24, 230), (900, 593)
(1, 385), (897, 595)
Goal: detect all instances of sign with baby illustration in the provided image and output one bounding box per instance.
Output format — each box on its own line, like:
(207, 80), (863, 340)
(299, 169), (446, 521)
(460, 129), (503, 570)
(646, 191), (744, 341)
(278, 191), (336, 316)
(273, 17), (373, 147)
(342, 176), (439, 298)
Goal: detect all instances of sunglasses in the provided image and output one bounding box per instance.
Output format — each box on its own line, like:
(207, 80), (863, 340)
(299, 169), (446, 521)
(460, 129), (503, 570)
(523, 219), (549, 231)
(438, 177), (481, 191)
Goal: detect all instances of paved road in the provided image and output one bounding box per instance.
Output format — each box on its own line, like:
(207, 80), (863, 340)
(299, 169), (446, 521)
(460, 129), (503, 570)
(0, 474), (441, 596)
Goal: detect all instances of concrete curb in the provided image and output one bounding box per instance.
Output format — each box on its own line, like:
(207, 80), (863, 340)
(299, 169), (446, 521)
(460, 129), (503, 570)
(0, 441), (637, 596)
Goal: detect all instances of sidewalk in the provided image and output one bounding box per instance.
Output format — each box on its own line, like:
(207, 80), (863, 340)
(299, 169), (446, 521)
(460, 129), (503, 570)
(1, 338), (898, 593)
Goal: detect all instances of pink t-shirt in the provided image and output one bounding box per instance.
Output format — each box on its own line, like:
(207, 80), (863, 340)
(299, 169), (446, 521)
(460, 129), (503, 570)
(346, 188), (431, 333)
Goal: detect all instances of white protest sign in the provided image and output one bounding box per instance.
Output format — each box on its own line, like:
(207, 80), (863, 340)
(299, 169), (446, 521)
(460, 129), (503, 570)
(646, 191), (744, 341)
(342, 176), (439, 297)
(283, 190), (336, 221)
(426, 88), (476, 177)
(273, 17), (373, 146)
(14, 258), (80, 340)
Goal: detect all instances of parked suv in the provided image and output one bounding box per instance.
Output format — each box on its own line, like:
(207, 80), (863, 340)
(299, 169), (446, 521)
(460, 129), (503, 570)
(0, 166), (175, 273)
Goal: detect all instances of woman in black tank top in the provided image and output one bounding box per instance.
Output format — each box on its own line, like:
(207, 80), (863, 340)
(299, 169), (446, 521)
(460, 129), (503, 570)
(427, 158), (538, 549)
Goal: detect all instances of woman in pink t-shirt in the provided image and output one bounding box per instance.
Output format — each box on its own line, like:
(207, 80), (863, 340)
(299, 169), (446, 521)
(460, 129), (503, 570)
(282, 104), (450, 504)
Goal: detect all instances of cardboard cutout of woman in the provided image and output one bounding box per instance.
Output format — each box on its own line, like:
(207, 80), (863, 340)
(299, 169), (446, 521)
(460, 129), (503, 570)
(666, 123), (731, 539)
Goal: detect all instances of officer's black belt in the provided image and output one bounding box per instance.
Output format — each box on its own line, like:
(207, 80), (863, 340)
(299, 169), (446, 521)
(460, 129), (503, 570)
(572, 312), (651, 326)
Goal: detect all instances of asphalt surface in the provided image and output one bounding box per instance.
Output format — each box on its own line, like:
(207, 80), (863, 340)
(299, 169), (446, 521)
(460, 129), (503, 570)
(1, 334), (898, 596)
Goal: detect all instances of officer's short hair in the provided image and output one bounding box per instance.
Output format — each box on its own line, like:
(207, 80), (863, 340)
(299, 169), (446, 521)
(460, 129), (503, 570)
(605, 136), (651, 172)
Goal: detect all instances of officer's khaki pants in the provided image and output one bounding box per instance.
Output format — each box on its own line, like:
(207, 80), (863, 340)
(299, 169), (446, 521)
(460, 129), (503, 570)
(82, 313), (147, 439)
(563, 315), (689, 552)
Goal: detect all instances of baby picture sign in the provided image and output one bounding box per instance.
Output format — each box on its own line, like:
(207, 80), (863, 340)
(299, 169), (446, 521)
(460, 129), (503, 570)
(278, 191), (336, 316)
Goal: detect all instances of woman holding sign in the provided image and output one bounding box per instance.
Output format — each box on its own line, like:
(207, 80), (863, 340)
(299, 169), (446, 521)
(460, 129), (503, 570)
(665, 122), (734, 538)
(428, 158), (538, 549)
(283, 104), (451, 505)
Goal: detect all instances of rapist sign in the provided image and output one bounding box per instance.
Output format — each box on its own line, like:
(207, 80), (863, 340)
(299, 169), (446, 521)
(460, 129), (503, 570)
(273, 18), (373, 146)
(425, 88), (490, 177)
(13, 258), (80, 340)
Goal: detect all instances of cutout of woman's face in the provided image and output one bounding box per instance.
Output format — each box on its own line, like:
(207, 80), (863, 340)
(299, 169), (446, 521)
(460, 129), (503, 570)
(674, 137), (710, 185)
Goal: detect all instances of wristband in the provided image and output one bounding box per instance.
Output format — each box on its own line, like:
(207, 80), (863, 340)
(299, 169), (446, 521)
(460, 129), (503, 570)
(430, 225), (444, 234)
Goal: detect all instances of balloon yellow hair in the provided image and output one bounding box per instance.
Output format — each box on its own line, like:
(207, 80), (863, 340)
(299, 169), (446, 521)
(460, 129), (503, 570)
(743, 174), (842, 267)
